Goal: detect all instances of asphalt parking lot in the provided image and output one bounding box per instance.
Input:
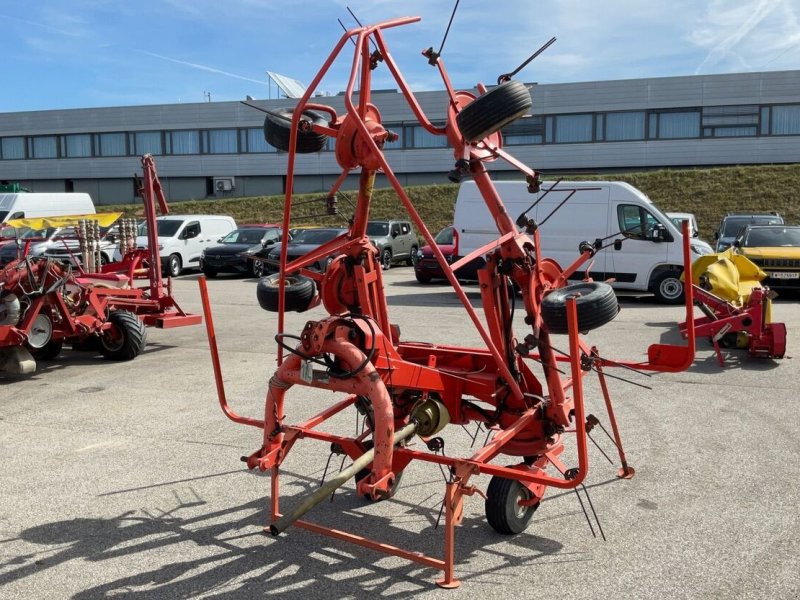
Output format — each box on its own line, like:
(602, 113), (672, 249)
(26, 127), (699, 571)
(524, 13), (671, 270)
(1, 267), (798, 599)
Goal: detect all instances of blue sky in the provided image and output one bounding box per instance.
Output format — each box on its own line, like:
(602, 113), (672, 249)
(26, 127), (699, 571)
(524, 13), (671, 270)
(1, 0), (798, 112)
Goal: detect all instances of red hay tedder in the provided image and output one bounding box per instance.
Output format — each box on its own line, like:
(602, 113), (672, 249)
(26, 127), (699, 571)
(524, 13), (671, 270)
(0, 155), (200, 375)
(199, 16), (698, 588)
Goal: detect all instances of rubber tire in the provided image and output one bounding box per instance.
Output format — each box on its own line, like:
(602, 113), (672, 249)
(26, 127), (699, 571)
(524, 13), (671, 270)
(415, 271), (431, 284)
(456, 80), (532, 143)
(380, 248), (392, 271)
(256, 274), (316, 313)
(253, 260), (266, 278)
(406, 246), (418, 267)
(99, 311), (147, 361)
(540, 282), (619, 334)
(164, 254), (182, 278)
(30, 340), (63, 361)
(202, 267), (218, 278)
(263, 108), (327, 153)
(355, 441), (404, 501)
(652, 270), (684, 304)
(485, 475), (539, 535)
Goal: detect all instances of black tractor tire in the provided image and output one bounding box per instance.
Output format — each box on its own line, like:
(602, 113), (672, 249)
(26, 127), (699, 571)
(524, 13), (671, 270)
(380, 248), (392, 271)
(30, 340), (63, 361)
(263, 108), (327, 153)
(355, 440), (404, 501)
(256, 274), (316, 313)
(406, 246), (418, 266)
(99, 311), (147, 361)
(485, 475), (539, 535)
(202, 266), (218, 278)
(456, 80), (532, 143)
(652, 270), (685, 304)
(540, 282), (619, 334)
(163, 254), (182, 278)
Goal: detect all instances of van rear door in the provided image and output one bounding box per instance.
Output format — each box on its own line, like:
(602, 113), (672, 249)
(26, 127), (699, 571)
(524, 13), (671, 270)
(534, 188), (608, 280)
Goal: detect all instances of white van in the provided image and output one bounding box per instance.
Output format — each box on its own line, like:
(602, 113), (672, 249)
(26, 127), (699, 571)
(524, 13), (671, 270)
(0, 193), (95, 225)
(453, 180), (713, 303)
(136, 215), (236, 277)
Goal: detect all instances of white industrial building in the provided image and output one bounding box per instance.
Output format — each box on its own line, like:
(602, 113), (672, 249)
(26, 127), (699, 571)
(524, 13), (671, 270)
(0, 69), (798, 205)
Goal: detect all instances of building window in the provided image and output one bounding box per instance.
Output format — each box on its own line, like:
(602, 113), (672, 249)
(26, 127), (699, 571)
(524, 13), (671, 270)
(98, 132), (127, 156)
(31, 136), (58, 158)
(760, 107), (770, 135)
(169, 130), (199, 154)
(412, 125), (448, 148)
(382, 123), (403, 149)
(208, 129), (237, 154)
(653, 111), (700, 139)
(554, 114), (593, 143)
(134, 131), (162, 155)
(605, 112), (645, 141)
(1, 137), (25, 159)
(771, 105), (800, 135)
(502, 116), (544, 145)
(65, 134), (92, 157)
(245, 128), (273, 152)
(701, 105), (758, 137)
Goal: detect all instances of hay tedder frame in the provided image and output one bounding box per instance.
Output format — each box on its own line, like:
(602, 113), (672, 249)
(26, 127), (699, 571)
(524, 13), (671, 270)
(199, 16), (698, 588)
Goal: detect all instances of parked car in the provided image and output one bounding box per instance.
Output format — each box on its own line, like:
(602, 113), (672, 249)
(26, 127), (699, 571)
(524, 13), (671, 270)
(666, 212), (700, 238)
(0, 226), (114, 267)
(136, 215), (237, 277)
(43, 225), (119, 267)
(200, 226), (282, 278)
(714, 212), (783, 252)
(367, 220), (418, 270)
(732, 224), (800, 289)
(414, 225), (483, 283)
(254, 227), (347, 275)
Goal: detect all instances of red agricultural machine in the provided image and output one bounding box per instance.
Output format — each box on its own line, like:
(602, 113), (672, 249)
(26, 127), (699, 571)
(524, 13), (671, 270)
(199, 16), (697, 588)
(0, 155), (200, 375)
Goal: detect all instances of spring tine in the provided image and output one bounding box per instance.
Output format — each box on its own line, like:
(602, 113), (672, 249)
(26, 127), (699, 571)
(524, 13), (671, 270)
(470, 423), (483, 448)
(319, 452), (335, 488)
(329, 454), (348, 503)
(581, 482), (606, 541)
(597, 421), (623, 452)
(587, 431), (615, 465)
(572, 488), (596, 538)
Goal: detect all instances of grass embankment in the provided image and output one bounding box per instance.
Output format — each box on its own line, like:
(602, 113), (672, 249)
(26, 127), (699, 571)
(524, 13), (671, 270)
(106, 164), (800, 240)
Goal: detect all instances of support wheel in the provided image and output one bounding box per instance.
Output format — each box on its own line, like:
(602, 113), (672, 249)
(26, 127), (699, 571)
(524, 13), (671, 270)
(456, 80), (532, 143)
(485, 476), (539, 535)
(380, 248), (392, 271)
(30, 340), (63, 361)
(263, 108), (327, 153)
(100, 311), (147, 361)
(406, 246), (419, 266)
(164, 254), (182, 278)
(256, 274), (316, 312)
(652, 270), (684, 304)
(540, 282), (619, 334)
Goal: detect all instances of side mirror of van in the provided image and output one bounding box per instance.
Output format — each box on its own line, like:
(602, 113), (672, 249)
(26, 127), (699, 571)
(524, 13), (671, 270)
(732, 240), (741, 248)
(648, 224), (666, 243)
(713, 231), (719, 240)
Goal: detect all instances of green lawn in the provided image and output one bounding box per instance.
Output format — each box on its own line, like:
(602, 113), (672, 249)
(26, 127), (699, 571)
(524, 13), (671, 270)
(106, 163), (800, 241)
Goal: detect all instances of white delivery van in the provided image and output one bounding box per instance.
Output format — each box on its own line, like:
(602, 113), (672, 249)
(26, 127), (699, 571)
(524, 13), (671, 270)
(453, 180), (713, 303)
(0, 193), (95, 225)
(136, 215), (236, 277)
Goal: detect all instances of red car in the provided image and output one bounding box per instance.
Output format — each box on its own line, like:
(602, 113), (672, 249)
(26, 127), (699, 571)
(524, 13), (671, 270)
(414, 226), (483, 283)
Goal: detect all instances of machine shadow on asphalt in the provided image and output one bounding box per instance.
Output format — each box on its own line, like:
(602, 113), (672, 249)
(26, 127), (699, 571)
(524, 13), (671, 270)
(0, 467), (585, 598)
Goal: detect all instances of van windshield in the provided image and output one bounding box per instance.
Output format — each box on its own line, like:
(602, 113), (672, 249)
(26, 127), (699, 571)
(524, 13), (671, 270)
(138, 220), (183, 237)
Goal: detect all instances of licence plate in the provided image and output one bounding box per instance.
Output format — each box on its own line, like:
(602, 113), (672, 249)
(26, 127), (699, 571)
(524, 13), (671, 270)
(770, 271), (799, 279)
